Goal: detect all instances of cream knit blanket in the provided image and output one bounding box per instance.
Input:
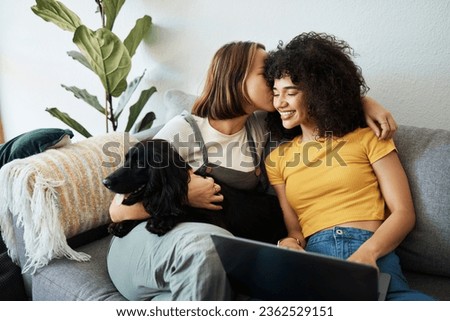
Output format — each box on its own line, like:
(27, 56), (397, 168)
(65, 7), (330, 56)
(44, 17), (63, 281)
(0, 132), (137, 273)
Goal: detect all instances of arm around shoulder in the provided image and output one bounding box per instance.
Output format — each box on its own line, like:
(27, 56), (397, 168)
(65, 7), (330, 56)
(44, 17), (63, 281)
(362, 96), (398, 140)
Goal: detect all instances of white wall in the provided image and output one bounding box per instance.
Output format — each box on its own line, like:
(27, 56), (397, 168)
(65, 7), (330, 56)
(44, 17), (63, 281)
(1, 0), (449, 141)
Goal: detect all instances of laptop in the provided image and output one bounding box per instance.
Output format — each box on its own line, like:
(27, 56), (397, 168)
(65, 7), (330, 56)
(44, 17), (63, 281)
(211, 234), (390, 301)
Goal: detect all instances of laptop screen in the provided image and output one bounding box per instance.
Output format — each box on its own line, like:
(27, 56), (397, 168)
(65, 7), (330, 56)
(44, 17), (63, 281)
(211, 234), (388, 301)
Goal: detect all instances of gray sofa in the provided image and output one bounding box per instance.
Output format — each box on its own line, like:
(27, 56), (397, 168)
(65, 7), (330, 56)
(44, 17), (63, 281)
(1, 95), (449, 300)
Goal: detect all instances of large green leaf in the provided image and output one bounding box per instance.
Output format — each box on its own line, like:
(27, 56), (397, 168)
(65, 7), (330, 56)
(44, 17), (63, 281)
(46, 107), (92, 138)
(31, 0), (82, 32)
(103, 0), (126, 31)
(67, 51), (93, 71)
(61, 84), (104, 114)
(125, 86), (157, 132)
(73, 26), (131, 97)
(115, 70), (146, 119)
(124, 15), (152, 58)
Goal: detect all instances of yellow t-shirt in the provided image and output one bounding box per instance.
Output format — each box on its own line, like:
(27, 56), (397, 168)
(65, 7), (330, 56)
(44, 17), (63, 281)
(265, 127), (396, 237)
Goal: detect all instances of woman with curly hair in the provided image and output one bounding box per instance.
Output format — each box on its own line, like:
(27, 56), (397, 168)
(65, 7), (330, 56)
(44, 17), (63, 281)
(265, 32), (434, 300)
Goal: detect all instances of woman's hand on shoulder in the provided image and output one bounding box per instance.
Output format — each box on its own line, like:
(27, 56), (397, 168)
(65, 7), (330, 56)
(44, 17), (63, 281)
(362, 96), (398, 140)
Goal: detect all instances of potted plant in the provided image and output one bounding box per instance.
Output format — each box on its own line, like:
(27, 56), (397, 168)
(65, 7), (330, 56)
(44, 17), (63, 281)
(32, 0), (156, 137)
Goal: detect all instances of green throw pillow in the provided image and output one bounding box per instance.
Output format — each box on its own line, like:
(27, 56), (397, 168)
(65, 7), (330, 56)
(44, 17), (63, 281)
(0, 128), (74, 169)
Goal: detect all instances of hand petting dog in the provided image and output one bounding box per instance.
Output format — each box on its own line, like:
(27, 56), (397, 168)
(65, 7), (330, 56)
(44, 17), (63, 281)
(187, 173), (224, 210)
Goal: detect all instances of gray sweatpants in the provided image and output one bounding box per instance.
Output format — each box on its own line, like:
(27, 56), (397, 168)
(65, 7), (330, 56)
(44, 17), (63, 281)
(107, 222), (233, 300)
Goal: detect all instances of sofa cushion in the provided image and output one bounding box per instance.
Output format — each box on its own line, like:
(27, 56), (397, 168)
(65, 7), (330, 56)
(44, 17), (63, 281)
(162, 89), (196, 120)
(132, 89), (196, 141)
(395, 125), (450, 277)
(0, 128), (73, 169)
(0, 132), (137, 273)
(404, 271), (450, 301)
(32, 236), (126, 300)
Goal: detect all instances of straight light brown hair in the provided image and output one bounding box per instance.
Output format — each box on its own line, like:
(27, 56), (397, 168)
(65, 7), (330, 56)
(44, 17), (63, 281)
(192, 41), (265, 120)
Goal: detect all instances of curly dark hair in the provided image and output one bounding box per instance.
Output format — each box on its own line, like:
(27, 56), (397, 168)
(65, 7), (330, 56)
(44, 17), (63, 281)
(265, 32), (369, 140)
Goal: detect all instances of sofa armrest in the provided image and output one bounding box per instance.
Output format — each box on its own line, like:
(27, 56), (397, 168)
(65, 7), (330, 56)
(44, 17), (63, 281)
(395, 125), (450, 278)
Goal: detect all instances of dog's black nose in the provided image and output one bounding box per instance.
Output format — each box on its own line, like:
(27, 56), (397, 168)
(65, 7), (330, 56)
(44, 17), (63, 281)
(102, 178), (112, 189)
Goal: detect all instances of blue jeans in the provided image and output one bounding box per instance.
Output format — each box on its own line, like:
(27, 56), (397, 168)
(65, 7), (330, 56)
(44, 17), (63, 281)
(305, 227), (435, 301)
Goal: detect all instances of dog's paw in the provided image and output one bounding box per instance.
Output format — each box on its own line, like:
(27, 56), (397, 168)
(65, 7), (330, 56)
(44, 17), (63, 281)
(108, 223), (127, 237)
(108, 221), (144, 238)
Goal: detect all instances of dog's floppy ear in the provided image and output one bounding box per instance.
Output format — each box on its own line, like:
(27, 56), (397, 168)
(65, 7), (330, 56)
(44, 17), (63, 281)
(140, 139), (191, 235)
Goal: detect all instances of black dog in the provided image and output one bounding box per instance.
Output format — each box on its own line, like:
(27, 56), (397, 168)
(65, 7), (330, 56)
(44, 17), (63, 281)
(102, 139), (286, 244)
